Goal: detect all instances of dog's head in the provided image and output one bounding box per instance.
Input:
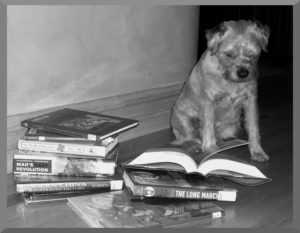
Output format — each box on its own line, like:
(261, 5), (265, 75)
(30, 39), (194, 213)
(205, 20), (270, 83)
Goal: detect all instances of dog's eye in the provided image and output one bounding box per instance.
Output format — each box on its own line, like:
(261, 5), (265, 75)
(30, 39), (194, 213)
(248, 54), (259, 60)
(225, 52), (234, 59)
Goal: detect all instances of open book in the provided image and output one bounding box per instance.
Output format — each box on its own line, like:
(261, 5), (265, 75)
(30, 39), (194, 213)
(123, 139), (271, 186)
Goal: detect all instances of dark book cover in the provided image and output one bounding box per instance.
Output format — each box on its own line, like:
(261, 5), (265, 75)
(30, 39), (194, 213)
(122, 167), (237, 201)
(23, 190), (117, 205)
(20, 108), (139, 141)
(15, 173), (123, 194)
(67, 189), (225, 228)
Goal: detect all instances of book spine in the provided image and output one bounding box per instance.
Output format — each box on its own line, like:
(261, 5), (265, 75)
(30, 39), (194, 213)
(13, 155), (116, 176)
(165, 209), (225, 227)
(23, 191), (108, 205)
(24, 194), (67, 205)
(129, 185), (236, 202)
(17, 180), (123, 194)
(97, 122), (139, 140)
(17, 139), (108, 157)
(24, 135), (92, 142)
(21, 121), (93, 140)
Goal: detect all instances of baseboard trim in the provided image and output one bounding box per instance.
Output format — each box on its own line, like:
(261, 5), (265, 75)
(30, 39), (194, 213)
(7, 82), (183, 173)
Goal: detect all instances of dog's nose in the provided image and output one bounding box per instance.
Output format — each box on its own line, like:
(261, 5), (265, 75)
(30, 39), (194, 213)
(237, 68), (249, 79)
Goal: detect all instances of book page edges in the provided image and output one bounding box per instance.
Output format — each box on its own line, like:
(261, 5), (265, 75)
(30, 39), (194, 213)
(198, 159), (267, 179)
(98, 122), (139, 140)
(128, 150), (198, 173)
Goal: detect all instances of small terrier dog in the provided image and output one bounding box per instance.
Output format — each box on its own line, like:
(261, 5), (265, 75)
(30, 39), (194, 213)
(171, 20), (270, 162)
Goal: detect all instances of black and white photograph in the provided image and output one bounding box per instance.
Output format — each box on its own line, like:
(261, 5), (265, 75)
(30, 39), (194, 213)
(5, 4), (293, 229)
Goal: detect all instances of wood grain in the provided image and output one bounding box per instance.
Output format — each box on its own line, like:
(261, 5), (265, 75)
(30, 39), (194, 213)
(7, 82), (183, 173)
(6, 98), (293, 228)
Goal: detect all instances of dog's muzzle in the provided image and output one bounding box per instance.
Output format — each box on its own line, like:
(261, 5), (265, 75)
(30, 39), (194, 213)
(237, 67), (249, 79)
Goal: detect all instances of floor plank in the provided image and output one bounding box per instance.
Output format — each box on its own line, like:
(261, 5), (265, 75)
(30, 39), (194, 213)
(6, 94), (293, 228)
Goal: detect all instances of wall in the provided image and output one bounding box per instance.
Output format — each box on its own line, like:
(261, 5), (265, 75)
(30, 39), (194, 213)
(7, 5), (199, 116)
(7, 5), (199, 174)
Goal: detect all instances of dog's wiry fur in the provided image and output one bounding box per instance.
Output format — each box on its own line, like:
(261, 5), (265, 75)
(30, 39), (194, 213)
(170, 20), (270, 162)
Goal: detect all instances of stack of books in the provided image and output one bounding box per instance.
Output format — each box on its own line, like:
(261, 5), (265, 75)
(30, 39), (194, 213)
(11, 107), (272, 227)
(12, 108), (139, 204)
(121, 139), (272, 201)
(65, 139), (272, 227)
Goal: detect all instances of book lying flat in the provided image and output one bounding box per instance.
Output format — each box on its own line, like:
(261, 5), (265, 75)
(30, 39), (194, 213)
(18, 136), (118, 157)
(24, 128), (114, 142)
(13, 147), (119, 177)
(123, 167), (237, 201)
(20, 108), (139, 141)
(67, 190), (225, 228)
(23, 190), (119, 205)
(14, 173), (123, 194)
(123, 139), (271, 186)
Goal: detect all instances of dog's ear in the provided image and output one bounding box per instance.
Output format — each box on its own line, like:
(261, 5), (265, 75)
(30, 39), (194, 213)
(248, 21), (270, 52)
(205, 22), (228, 54)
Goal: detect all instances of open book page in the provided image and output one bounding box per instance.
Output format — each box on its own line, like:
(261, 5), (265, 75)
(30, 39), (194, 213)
(128, 147), (199, 173)
(125, 139), (271, 185)
(197, 153), (268, 178)
(127, 139), (249, 174)
(195, 140), (268, 180)
(199, 139), (249, 162)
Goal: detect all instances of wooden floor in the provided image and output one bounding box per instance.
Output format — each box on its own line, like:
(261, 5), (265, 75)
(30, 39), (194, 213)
(6, 95), (293, 228)
(120, 98), (293, 228)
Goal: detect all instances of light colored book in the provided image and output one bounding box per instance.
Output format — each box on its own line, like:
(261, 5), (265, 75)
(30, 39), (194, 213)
(18, 136), (118, 157)
(124, 139), (271, 186)
(13, 147), (119, 177)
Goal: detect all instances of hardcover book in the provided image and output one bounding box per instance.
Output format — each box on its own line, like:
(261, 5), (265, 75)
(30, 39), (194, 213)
(14, 173), (123, 194)
(23, 190), (117, 205)
(123, 167), (237, 202)
(13, 147), (119, 177)
(18, 136), (118, 157)
(67, 190), (225, 228)
(20, 108), (139, 141)
(24, 128), (116, 143)
(123, 139), (271, 186)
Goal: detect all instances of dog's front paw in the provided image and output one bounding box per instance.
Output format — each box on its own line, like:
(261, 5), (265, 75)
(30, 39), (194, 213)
(250, 149), (269, 162)
(201, 138), (217, 152)
(186, 145), (202, 156)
